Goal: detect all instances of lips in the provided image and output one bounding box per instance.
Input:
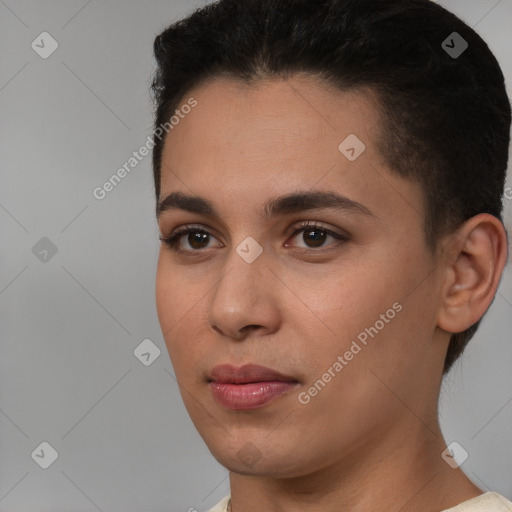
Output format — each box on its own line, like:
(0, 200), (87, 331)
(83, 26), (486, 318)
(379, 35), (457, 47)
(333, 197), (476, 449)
(208, 364), (299, 410)
(208, 363), (298, 384)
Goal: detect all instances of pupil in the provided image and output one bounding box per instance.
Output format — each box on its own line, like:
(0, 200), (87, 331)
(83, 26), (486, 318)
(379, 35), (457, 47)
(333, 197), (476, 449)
(304, 229), (326, 247)
(190, 232), (209, 249)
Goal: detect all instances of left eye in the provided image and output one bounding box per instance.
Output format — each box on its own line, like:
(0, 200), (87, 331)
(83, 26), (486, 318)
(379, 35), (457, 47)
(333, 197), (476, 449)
(287, 223), (348, 249)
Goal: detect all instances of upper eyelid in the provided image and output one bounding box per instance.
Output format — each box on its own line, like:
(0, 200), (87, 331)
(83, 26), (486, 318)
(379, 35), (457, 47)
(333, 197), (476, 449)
(170, 224), (221, 240)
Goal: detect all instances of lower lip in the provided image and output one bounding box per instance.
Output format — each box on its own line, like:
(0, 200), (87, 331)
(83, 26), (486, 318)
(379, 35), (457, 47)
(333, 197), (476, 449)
(209, 381), (298, 410)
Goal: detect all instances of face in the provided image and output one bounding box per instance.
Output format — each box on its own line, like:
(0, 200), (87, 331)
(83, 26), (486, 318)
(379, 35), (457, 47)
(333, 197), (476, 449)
(155, 75), (448, 478)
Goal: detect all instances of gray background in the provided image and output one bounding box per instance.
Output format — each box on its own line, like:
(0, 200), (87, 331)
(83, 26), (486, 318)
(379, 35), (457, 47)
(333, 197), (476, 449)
(0, 1), (511, 511)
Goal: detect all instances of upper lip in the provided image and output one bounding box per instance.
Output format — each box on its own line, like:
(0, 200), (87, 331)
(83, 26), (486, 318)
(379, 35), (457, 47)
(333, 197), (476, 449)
(208, 364), (298, 384)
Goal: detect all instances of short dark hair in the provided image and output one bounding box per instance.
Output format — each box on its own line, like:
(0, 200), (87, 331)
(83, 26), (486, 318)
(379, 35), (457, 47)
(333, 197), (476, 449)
(150, 0), (511, 374)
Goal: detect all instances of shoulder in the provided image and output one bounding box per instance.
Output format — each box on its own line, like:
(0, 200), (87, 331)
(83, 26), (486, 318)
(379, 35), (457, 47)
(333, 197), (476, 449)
(442, 492), (512, 511)
(206, 495), (230, 512)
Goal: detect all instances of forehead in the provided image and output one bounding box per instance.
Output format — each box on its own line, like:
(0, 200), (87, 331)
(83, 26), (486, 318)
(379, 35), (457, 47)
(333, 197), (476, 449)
(159, 75), (424, 230)
(162, 75), (381, 170)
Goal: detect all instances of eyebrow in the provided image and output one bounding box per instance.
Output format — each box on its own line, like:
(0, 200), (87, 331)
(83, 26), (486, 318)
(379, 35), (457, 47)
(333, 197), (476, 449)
(157, 190), (375, 221)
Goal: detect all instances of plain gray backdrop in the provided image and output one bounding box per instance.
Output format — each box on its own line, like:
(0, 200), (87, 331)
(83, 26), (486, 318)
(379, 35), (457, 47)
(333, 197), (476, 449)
(1, 1), (511, 511)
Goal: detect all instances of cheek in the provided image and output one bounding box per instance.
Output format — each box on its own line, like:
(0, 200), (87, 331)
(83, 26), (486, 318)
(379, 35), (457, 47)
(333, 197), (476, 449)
(155, 255), (188, 356)
(155, 254), (175, 333)
(155, 253), (210, 368)
(155, 252), (198, 329)
(301, 246), (432, 378)
(314, 262), (400, 340)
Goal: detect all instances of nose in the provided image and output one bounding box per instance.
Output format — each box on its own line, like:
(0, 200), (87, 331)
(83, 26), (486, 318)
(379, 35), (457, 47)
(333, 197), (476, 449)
(207, 246), (281, 342)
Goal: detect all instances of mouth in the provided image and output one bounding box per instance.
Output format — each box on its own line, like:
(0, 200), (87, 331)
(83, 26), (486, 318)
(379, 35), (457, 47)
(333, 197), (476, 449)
(207, 363), (298, 384)
(207, 363), (299, 410)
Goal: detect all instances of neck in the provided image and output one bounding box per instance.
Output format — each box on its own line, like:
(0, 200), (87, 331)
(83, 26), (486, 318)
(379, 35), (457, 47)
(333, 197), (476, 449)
(228, 419), (481, 512)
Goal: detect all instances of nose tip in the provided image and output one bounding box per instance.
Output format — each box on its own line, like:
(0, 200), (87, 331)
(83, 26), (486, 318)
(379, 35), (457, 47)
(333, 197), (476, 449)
(207, 251), (281, 342)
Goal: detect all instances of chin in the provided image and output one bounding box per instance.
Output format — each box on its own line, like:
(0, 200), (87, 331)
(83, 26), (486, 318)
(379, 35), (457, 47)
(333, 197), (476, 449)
(204, 437), (313, 479)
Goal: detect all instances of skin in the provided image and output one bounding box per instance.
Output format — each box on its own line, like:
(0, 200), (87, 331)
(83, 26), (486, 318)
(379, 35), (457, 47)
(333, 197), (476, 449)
(155, 74), (508, 512)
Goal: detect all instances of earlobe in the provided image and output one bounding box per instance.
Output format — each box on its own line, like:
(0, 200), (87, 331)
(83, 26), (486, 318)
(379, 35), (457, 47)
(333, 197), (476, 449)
(437, 213), (508, 334)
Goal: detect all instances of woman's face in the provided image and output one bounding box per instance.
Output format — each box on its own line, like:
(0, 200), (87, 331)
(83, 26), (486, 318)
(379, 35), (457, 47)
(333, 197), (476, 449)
(155, 75), (448, 477)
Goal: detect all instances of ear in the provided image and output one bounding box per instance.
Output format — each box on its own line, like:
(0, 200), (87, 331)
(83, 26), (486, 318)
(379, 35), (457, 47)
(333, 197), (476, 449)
(437, 213), (509, 334)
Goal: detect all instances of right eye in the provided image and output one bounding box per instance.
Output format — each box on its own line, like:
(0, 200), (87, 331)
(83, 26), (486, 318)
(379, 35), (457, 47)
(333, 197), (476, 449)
(159, 225), (222, 252)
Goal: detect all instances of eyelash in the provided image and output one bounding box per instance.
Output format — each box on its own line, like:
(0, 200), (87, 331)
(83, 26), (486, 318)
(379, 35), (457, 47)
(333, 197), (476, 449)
(159, 221), (349, 254)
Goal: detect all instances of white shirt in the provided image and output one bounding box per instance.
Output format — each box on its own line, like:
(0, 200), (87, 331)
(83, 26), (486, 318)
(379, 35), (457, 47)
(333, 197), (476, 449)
(442, 492), (512, 511)
(207, 492), (512, 512)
